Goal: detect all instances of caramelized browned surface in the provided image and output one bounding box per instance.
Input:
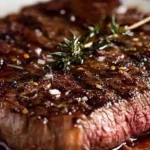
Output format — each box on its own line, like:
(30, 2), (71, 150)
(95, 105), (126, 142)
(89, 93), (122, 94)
(0, 0), (149, 150)
(0, 1), (149, 117)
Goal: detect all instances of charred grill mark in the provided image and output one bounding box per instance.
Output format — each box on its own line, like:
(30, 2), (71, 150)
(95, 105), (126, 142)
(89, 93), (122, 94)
(0, 1), (149, 150)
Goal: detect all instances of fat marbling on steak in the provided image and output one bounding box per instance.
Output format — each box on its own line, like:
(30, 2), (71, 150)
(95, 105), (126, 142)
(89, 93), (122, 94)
(0, 0), (149, 150)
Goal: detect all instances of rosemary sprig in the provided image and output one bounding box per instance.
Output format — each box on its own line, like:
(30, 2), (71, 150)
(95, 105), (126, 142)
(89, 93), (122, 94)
(46, 16), (150, 72)
(46, 36), (85, 72)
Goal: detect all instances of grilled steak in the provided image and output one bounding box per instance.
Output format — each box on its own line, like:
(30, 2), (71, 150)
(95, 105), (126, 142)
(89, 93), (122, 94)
(0, 0), (149, 150)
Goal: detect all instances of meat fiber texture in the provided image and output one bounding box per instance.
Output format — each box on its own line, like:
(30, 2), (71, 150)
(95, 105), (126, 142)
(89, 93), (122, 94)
(0, 0), (149, 150)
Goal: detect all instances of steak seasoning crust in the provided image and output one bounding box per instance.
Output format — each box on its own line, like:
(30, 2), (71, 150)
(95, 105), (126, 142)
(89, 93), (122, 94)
(0, 0), (150, 150)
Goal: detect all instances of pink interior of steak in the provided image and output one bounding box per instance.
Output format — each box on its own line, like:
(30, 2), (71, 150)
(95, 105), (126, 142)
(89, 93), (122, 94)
(0, 0), (149, 150)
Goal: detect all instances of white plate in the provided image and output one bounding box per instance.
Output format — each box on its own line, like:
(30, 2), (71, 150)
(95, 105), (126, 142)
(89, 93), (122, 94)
(122, 0), (150, 13)
(0, 0), (49, 17)
(0, 0), (149, 17)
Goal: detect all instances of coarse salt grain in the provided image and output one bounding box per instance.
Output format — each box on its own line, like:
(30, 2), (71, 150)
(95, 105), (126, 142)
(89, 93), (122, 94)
(56, 95), (61, 98)
(0, 58), (4, 65)
(65, 90), (70, 96)
(69, 112), (72, 115)
(35, 48), (42, 56)
(45, 84), (51, 90)
(38, 116), (41, 119)
(60, 9), (66, 15)
(76, 119), (82, 124)
(76, 97), (81, 102)
(70, 15), (76, 22)
(49, 89), (61, 95)
(43, 118), (48, 125)
(35, 29), (42, 37)
(44, 73), (53, 80)
(37, 59), (45, 65)
(97, 56), (105, 62)
(82, 96), (88, 101)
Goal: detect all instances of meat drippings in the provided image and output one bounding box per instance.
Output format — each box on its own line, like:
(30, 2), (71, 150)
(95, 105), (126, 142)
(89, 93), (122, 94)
(113, 133), (150, 150)
(1, 135), (150, 150)
(0, 142), (11, 150)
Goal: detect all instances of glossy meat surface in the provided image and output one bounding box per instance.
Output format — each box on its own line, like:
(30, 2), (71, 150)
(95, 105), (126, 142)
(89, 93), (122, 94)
(0, 0), (149, 150)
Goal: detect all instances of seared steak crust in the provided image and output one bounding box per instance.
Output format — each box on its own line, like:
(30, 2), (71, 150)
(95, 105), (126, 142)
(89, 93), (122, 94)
(0, 0), (149, 150)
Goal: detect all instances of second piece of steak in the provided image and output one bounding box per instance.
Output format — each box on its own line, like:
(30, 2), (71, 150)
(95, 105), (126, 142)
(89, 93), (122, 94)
(0, 0), (149, 150)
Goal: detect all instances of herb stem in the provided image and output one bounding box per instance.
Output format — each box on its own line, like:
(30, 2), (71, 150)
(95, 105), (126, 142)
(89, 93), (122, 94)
(126, 16), (150, 31)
